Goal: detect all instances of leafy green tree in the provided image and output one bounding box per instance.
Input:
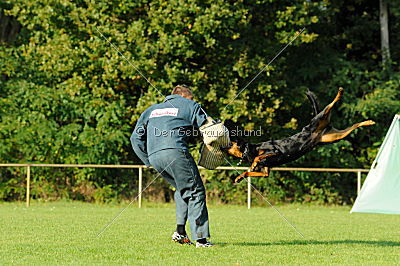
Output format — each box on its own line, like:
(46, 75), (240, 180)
(0, 0), (398, 203)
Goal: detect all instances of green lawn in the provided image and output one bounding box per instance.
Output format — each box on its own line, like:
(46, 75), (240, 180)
(1, 201), (399, 265)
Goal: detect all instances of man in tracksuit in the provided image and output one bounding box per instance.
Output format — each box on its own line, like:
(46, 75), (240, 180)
(130, 85), (213, 247)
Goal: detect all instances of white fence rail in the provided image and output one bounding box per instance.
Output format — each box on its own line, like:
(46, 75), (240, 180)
(0, 163), (369, 208)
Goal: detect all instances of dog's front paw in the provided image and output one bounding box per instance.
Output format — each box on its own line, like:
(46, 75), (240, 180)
(262, 167), (270, 176)
(234, 173), (247, 183)
(234, 176), (244, 183)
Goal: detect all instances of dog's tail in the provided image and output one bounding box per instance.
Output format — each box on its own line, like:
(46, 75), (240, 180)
(223, 119), (247, 145)
(305, 89), (321, 116)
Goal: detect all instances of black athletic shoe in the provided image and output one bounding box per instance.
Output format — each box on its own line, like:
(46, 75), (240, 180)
(171, 232), (193, 245)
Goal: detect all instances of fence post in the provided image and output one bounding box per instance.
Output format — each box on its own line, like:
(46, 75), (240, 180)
(138, 167), (143, 208)
(247, 176), (251, 209)
(26, 165), (31, 207)
(357, 171), (361, 195)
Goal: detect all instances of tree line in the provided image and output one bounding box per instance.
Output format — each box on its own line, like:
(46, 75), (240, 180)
(0, 0), (399, 204)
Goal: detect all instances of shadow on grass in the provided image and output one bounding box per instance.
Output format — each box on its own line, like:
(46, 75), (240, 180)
(215, 240), (400, 247)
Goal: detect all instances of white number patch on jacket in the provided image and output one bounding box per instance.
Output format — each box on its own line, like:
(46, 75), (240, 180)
(149, 108), (179, 118)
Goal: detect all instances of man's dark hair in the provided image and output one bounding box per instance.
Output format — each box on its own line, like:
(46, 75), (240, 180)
(171, 85), (193, 98)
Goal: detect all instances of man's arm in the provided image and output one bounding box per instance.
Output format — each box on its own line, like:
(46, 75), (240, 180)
(130, 113), (151, 167)
(191, 103), (208, 128)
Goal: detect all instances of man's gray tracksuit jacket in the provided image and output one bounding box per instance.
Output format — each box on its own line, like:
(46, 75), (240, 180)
(130, 94), (210, 240)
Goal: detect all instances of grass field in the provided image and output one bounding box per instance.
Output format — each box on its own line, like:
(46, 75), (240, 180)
(1, 201), (400, 265)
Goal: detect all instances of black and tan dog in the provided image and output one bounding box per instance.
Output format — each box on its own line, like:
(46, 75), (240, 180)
(224, 88), (375, 183)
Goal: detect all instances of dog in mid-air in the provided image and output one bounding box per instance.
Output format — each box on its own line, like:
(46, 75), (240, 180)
(224, 88), (375, 183)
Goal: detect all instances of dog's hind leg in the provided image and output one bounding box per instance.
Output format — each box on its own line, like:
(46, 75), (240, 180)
(320, 120), (375, 142)
(323, 87), (344, 117)
(315, 87), (344, 132)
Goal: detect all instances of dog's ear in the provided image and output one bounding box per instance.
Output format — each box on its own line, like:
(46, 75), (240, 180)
(223, 119), (237, 140)
(223, 119), (236, 131)
(224, 119), (240, 143)
(224, 119), (247, 148)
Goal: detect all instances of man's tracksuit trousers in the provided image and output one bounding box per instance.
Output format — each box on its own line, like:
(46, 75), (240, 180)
(149, 148), (210, 241)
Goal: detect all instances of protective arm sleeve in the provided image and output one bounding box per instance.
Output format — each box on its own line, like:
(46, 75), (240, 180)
(130, 114), (151, 167)
(199, 117), (218, 145)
